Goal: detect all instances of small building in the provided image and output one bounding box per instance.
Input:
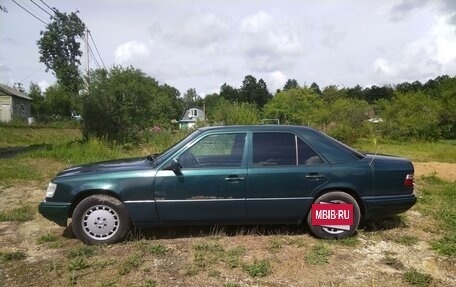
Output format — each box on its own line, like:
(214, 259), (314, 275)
(179, 107), (205, 129)
(0, 84), (32, 123)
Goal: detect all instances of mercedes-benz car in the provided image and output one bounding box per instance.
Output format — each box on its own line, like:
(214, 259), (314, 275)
(39, 125), (416, 244)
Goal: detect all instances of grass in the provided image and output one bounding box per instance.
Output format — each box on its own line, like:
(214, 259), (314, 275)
(417, 174), (456, 257)
(0, 251), (26, 262)
(119, 253), (144, 275)
(403, 269), (433, 287)
(243, 258), (272, 277)
(0, 205), (34, 222)
(305, 244), (332, 265)
(0, 126), (81, 148)
(354, 140), (456, 163)
(67, 245), (99, 259)
(37, 233), (59, 244)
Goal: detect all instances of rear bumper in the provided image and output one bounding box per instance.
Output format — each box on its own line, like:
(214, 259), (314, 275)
(362, 194), (417, 219)
(38, 200), (71, 227)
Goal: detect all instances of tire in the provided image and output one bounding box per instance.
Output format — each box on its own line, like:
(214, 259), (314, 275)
(307, 191), (361, 240)
(72, 195), (131, 244)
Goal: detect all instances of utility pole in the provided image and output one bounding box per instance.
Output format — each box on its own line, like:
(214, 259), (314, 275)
(85, 29), (89, 79)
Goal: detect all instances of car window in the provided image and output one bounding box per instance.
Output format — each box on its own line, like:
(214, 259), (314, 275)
(179, 133), (246, 168)
(253, 132), (323, 166)
(297, 137), (324, 165)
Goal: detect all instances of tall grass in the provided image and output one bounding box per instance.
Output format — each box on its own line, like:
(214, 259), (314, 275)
(23, 139), (127, 165)
(0, 126), (81, 148)
(417, 175), (456, 257)
(354, 140), (456, 163)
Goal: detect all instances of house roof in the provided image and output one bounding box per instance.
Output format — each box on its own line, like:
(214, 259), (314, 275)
(0, 84), (32, 101)
(180, 107), (205, 122)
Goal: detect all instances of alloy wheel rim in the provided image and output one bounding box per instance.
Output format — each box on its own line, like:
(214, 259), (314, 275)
(81, 205), (119, 240)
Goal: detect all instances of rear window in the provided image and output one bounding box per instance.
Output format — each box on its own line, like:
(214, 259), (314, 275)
(252, 132), (323, 166)
(300, 130), (364, 163)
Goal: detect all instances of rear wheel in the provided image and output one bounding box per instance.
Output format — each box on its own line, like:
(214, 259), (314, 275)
(72, 195), (131, 244)
(307, 191), (360, 239)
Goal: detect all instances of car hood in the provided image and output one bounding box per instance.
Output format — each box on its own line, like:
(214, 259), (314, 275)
(56, 157), (151, 177)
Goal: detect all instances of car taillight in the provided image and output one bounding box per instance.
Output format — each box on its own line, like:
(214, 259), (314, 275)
(404, 174), (414, 187)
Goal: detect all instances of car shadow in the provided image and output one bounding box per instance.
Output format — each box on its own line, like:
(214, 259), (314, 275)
(63, 216), (406, 242)
(359, 215), (408, 232)
(126, 224), (310, 241)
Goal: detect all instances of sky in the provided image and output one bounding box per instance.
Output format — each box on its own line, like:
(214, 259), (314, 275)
(1, 0), (456, 96)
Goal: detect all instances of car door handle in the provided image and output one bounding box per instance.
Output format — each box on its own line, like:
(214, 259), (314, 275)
(225, 175), (245, 182)
(305, 173), (326, 179)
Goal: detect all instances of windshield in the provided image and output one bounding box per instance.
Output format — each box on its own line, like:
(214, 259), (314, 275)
(150, 130), (202, 166)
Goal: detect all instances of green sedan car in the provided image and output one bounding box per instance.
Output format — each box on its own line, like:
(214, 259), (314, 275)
(39, 125), (416, 244)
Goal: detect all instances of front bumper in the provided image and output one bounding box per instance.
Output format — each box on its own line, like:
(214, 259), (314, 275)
(38, 200), (71, 227)
(362, 194), (417, 219)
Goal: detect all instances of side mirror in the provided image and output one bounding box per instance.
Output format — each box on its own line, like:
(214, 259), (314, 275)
(170, 158), (182, 175)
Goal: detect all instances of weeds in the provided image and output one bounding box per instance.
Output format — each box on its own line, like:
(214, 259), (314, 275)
(37, 233), (58, 244)
(403, 269), (432, 287)
(119, 253), (144, 275)
(67, 245), (99, 258)
(418, 175), (456, 256)
(243, 258), (272, 277)
(0, 250), (26, 262)
(68, 257), (90, 271)
(305, 244), (332, 265)
(0, 205), (34, 222)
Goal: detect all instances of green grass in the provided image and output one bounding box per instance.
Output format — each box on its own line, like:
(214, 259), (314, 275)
(394, 235), (419, 246)
(24, 139), (128, 166)
(403, 269), (433, 287)
(305, 244), (332, 265)
(243, 258), (272, 277)
(0, 251), (26, 262)
(354, 140), (456, 163)
(0, 126), (81, 148)
(417, 175), (456, 257)
(67, 245), (99, 259)
(37, 233), (59, 244)
(119, 253), (144, 275)
(0, 205), (34, 222)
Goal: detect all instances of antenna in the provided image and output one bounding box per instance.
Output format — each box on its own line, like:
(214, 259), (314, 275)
(369, 146), (380, 167)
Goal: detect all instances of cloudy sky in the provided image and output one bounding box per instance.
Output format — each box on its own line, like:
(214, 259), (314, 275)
(1, 0), (456, 96)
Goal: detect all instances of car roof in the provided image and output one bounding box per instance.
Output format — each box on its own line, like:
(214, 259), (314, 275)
(197, 125), (317, 133)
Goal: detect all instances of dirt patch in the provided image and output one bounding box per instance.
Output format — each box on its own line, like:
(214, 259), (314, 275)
(414, 162), (456, 182)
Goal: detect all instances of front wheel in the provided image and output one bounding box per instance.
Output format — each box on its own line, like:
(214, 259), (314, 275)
(72, 195), (131, 244)
(307, 191), (361, 239)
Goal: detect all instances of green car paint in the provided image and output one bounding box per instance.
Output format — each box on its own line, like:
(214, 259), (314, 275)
(39, 125), (416, 239)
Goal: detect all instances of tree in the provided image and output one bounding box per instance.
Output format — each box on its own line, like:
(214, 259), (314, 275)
(182, 88), (203, 108)
(239, 75), (272, 108)
(82, 66), (182, 144)
(310, 82), (321, 95)
(37, 9), (86, 95)
(264, 87), (326, 126)
(28, 83), (45, 120)
(220, 83), (240, 102)
(283, 79), (299, 91)
(210, 99), (260, 125)
(378, 91), (442, 140)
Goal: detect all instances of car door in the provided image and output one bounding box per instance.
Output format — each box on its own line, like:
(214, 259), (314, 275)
(246, 132), (330, 221)
(154, 132), (247, 222)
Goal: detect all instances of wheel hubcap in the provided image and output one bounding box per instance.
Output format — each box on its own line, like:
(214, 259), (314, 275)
(82, 205), (119, 240)
(321, 200), (347, 235)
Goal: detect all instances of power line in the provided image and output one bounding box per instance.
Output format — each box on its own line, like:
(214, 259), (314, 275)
(11, 0), (48, 25)
(39, 0), (58, 14)
(19, 65), (46, 83)
(88, 31), (106, 68)
(88, 45), (101, 69)
(30, 0), (54, 19)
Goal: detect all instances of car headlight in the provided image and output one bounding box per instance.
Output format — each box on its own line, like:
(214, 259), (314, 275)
(46, 182), (57, 198)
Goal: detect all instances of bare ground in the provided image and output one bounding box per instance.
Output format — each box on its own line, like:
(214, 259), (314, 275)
(0, 163), (455, 287)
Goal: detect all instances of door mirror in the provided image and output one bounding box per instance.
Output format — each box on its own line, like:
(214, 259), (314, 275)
(170, 158), (182, 175)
